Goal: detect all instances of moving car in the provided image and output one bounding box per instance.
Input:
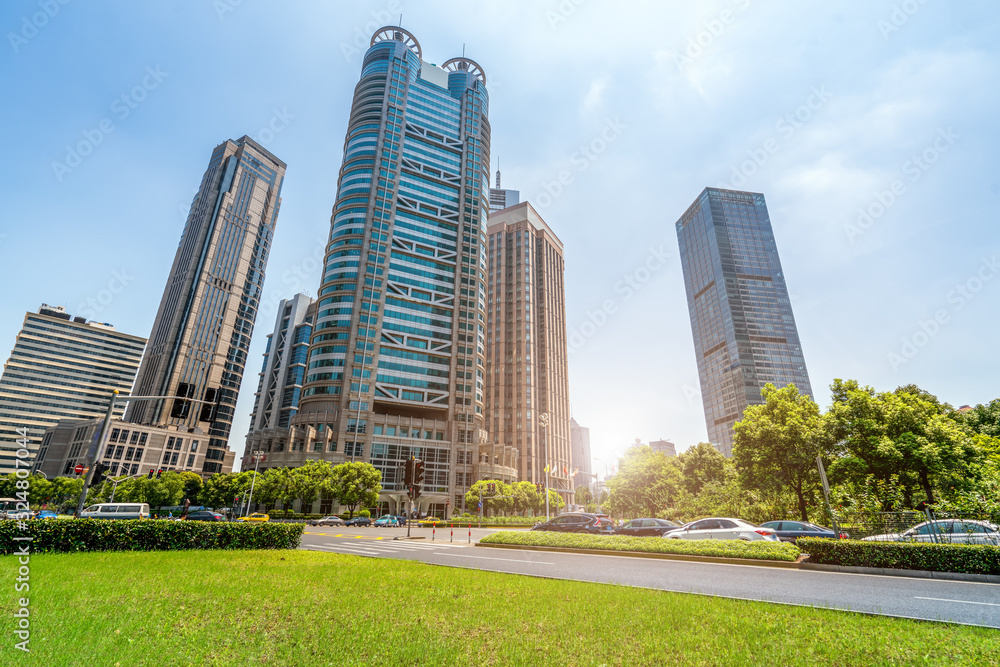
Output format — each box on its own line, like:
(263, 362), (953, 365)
(862, 519), (1000, 545)
(759, 520), (847, 542)
(663, 517), (778, 541)
(81, 503), (151, 520)
(345, 516), (372, 527)
(237, 513), (270, 522)
(309, 516), (346, 527)
(184, 510), (227, 522)
(34, 510), (58, 520)
(530, 512), (615, 535)
(374, 515), (399, 527)
(616, 518), (682, 537)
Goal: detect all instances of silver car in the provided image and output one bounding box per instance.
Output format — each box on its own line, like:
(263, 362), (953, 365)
(309, 516), (346, 527)
(663, 517), (778, 542)
(862, 520), (1000, 545)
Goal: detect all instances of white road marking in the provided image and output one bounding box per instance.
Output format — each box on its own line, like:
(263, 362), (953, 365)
(915, 596), (1000, 607)
(312, 544), (379, 556)
(434, 553), (554, 564)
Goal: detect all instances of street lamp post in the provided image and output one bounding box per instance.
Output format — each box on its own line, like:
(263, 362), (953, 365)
(244, 450), (265, 517)
(539, 412), (550, 521)
(593, 458), (610, 515)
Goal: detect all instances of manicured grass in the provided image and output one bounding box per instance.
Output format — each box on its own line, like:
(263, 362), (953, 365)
(481, 530), (802, 561)
(3, 551), (997, 665)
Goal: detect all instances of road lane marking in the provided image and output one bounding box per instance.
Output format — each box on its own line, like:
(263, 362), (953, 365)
(434, 553), (553, 564)
(915, 597), (1000, 607)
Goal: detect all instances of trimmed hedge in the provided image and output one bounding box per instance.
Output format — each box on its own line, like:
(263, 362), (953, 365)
(480, 530), (801, 562)
(0, 519), (304, 554)
(799, 538), (1000, 575)
(452, 515), (539, 526)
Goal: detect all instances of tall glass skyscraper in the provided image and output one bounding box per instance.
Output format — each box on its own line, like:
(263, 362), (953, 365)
(126, 136), (286, 474)
(289, 27), (491, 516)
(676, 187), (812, 456)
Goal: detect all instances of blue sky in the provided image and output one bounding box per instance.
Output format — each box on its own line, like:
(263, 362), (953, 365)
(2, 1), (998, 471)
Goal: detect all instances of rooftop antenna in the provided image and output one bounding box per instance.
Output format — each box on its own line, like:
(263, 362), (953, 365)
(495, 157), (501, 189)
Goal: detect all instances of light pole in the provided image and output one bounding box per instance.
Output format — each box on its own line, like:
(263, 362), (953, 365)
(593, 457), (610, 515)
(244, 450), (265, 517)
(539, 412), (550, 521)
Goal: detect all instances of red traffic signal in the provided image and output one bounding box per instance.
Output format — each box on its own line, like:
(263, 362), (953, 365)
(155, 469), (163, 479)
(146, 469), (155, 480)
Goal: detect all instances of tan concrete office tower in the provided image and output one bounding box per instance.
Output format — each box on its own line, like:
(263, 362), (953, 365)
(485, 202), (572, 505)
(125, 136), (286, 474)
(287, 28), (495, 517)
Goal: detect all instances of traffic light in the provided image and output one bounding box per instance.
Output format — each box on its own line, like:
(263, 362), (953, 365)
(413, 459), (424, 486)
(170, 382), (194, 419)
(146, 469), (154, 480)
(487, 482), (496, 495)
(536, 483), (544, 493)
(90, 463), (109, 487)
(403, 459), (413, 486)
(199, 387), (221, 422)
(155, 469), (163, 480)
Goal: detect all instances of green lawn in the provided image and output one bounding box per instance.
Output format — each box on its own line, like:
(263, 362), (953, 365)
(3, 550), (997, 666)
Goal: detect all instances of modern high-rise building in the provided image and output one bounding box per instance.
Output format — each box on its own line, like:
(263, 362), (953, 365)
(283, 27), (493, 517)
(676, 187), (812, 456)
(489, 169), (519, 213)
(649, 439), (676, 457)
(485, 202), (571, 503)
(242, 293), (315, 467)
(0, 304), (146, 474)
(570, 417), (592, 478)
(125, 136), (286, 474)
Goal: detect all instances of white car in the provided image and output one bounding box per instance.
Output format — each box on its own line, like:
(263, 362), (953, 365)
(862, 520), (1000, 546)
(663, 517), (778, 541)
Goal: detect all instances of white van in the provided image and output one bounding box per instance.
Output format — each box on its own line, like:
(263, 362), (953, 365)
(81, 503), (151, 520)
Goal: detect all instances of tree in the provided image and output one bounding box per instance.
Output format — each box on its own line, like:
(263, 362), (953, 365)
(511, 481), (543, 515)
(734, 383), (830, 521)
(827, 379), (982, 508)
(574, 484), (593, 506)
(962, 399), (1000, 438)
(288, 460), (335, 512)
(330, 462), (381, 518)
(465, 479), (514, 515)
(677, 442), (726, 496)
(605, 444), (680, 518)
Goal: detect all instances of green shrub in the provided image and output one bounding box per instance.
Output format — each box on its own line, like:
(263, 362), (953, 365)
(0, 519), (304, 554)
(358, 510), (371, 518)
(481, 531), (800, 562)
(798, 538), (1000, 575)
(452, 514), (538, 526)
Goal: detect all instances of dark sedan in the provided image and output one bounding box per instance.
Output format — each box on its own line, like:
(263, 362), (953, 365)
(530, 512), (614, 535)
(184, 510), (227, 522)
(759, 520), (845, 542)
(345, 516), (372, 527)
(616, 518), (682, 537)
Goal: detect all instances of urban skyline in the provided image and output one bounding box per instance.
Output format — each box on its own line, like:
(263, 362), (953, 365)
(2, 4), (997, 471)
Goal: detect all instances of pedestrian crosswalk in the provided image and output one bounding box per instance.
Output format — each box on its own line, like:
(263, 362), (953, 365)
(306, 537), (469, 558)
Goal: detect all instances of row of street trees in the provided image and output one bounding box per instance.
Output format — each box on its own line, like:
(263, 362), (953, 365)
(462, 480), (565, 516)
(5, 460), (383, 516)
(603, 380), (1000, 524)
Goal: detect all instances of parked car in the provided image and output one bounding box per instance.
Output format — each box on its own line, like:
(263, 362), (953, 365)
(184, 510), (227, 522)
(759, 520), (846, 542)
(616, 518), (682, 537)
(374, 515), (399, 527)
(345, 516), (372, 527)
(237, 513), (270, 523)
(530, 513), (615, 535)
(663, 518), (778, 541)
(862, 520), (1000, 545)
(34, 510), (58, 520)
(309, 516), (346, 527)
(81, 503), (151, 520)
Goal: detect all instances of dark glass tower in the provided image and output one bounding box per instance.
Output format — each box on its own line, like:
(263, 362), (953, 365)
(291, 28), (491, 516)
(126, 136), (286, 474)
(676, 187), (812, 456)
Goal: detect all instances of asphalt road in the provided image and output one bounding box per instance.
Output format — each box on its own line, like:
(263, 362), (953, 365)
(299, 526), (1000, 628)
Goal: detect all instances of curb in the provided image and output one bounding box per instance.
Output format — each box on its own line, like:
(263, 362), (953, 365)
(474, 542), (801, 568)
(799, 562), (1000, 583)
